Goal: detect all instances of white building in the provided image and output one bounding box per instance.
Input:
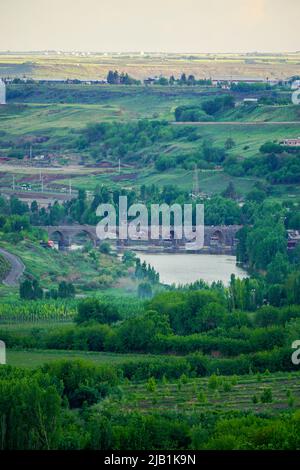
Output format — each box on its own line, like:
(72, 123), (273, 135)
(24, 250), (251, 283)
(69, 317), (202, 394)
(291, 80), (300, 90)
(0, 79), (6, 105)
(280, 137), (300, 147)
(243, 98), (258, 105)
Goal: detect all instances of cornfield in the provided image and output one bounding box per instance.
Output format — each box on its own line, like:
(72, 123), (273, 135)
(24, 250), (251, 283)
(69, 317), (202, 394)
(0, 300), (77, 324)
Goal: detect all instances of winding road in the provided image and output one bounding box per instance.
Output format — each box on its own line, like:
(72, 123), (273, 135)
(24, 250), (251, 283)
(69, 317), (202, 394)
(0, 248), (25, 287)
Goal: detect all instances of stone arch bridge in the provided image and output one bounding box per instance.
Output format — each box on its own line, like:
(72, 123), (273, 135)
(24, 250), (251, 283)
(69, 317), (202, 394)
(42, 224), (242, 252)
(43, 225), (98, 249)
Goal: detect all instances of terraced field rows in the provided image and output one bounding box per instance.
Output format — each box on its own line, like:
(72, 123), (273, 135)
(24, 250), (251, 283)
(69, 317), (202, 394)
(120, 372), (300, 414)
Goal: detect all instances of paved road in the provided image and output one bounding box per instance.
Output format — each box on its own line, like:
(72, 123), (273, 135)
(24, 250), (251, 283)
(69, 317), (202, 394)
(0, 248), (25, 287)
(172, 121), (300, 126)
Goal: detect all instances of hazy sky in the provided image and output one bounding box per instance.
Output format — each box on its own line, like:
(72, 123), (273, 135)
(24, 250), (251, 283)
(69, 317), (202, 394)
(1, 0), (299, 53)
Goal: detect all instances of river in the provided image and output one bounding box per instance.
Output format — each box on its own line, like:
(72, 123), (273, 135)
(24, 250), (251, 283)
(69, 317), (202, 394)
(135, 253), (248, 286)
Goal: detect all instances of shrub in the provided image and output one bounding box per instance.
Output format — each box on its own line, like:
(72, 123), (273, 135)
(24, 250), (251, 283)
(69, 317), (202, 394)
(260, 388), (273, 403)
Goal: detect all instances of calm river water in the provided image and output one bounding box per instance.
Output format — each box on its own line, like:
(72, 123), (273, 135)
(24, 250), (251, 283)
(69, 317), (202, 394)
(135, 253), (248, 286)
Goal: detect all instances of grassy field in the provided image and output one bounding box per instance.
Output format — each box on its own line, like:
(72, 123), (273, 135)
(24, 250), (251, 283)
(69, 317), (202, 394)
(2, 91), (299, 160)
(0, 103), (123, 132)
(173, 122), (300, 156)
(221, 104), (300, 123)
(117, 371), (300, 415)
(6, 348), (174, 368)
(6, 84), (220, 120)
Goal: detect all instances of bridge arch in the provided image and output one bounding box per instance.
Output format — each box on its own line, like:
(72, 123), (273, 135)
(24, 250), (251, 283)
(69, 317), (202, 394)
(71, 229), (97, 247)
(47, 230), (67, 249)
(45, 225), (98, 249)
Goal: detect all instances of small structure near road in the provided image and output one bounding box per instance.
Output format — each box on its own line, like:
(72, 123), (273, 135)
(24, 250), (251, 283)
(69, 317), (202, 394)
(287, 230), (300, 250)
(0, 79), (6, 105)
(243, 98), (258, 105)
(280, 138), (300, 147)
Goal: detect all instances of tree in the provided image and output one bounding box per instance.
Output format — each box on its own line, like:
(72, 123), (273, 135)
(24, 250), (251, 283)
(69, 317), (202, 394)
(222, 181), (237, 200)
(225, 138), (236, 150)
(20, 278), (43, 300)
(30, 200), (38, 213)
(196, 302), (227, 332)
(122, 250), (137, 266)
(260, 142), (283, 154)
(0, 370), (62, 449)
(266, 253), (290, 284)
(138, 282), (153, 299)
(116, 310), (171, 352)
(86, 414), (113, 449)
(147, 377), (157, 393)
(246, 188), (267, 204)
(20, 279), (34, 300)
(260, 388), (273, 403)
(202, 96), (235, 115)
(148, 290), (226, 335)
(285, 272), (300, 304)
(99, 241), (111, 254)
(179, 73), (187, 84)
(32, 279), (43, 299)
(107, 70), (117, 84)
(4, 215), (30, 233)
(58, 281), (75, 299)
(76, 298), (120, 324)
(187, 75), (196, 86)
(10, 196), (29, 215)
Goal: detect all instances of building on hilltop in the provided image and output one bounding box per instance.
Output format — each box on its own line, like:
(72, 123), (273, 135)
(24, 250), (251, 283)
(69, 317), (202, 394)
(211, 77), (279, 87)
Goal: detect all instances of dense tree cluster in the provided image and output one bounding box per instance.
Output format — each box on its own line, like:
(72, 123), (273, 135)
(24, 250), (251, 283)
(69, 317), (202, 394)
(230, 82), (272, 92)
(225, 145), (300, 184)
(20, 279), (75, 301)
(175, 95), (235, 122)
(106, 70), (141, 85)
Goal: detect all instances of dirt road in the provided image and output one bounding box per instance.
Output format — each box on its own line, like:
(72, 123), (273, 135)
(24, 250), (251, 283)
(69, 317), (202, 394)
(0, 248), (25, 287)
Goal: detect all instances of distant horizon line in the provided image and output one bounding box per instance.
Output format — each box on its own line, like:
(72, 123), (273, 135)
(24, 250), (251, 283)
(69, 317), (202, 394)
(0, 50), (299, 55)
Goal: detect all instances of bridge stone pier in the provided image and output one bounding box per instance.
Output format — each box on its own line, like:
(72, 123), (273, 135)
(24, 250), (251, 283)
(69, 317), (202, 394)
(42, 224), (242, 252)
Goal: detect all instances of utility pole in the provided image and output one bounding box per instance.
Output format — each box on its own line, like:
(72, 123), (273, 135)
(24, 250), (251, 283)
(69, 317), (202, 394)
(12, 175), (15, 191)
(69, 179), (72, 195)
(39, 169), (42, 181)
(192, 165), (200, 197)
(29, 145), (33, 165)
(41, 176), (44, 193)
(118, 158), (121, 175)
